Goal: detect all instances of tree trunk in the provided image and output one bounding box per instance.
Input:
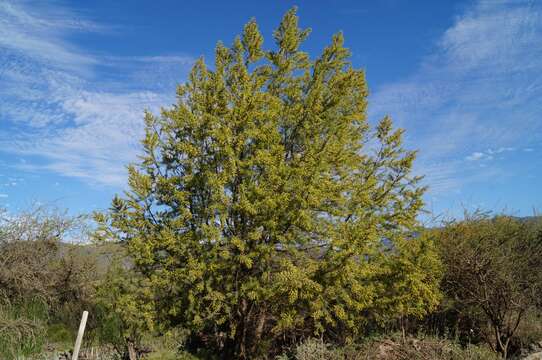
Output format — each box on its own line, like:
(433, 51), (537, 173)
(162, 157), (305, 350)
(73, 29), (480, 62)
(127, 340), (138, 360)
(237, 298), (249, 360)
(249, 312), (267, 355)
(400, 316), (406, 342)
(494, 327), (509, 359)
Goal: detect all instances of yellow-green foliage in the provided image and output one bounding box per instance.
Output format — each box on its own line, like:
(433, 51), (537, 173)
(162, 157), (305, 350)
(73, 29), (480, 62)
(97, 8), (440, 358)
(95, 258), (155, 348)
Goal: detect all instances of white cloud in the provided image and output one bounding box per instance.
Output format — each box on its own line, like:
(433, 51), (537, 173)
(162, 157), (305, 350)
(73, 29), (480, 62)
(438, 1), (542, 74)
(466, 152), (487, 161)
(370, 0), (542, 195)
(10, 90), (166, 186)
(416, 159), (501, 195)
(0, 1), (100, 71)
(0, 1), (194, 187)
(465, 147), (518, 161)
(487, 147), (516, 155)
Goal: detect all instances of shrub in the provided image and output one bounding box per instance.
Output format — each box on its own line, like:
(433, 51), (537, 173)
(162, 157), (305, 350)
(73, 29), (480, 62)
(0, 207), (99, 357)
(435, 213), (542, 358)
(0, 207), (95, 315)
(279, 336), (498, 360)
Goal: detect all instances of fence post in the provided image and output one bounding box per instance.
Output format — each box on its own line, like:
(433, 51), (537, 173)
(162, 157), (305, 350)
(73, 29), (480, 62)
(72, 310), (88, 360)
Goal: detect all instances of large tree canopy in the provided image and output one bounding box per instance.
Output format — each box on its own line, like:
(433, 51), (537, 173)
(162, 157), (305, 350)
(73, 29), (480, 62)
(97, 8), (440, 359)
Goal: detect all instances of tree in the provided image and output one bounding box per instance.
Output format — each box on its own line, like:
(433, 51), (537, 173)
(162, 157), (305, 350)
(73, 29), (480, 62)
(97, 8), (439, 358)
(436, 213), (542, 358)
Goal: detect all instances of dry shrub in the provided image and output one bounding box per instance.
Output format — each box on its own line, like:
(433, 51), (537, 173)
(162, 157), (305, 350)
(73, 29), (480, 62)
(0, 207), (98, 357)
(435, 214), (542, 358)
(281, 336), (498, 360)
(0, 207), (96, 315)
(354, 337), (498, 360)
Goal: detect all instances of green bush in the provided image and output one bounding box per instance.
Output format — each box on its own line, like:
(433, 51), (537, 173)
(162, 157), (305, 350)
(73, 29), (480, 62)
(46, 323), (74, 344)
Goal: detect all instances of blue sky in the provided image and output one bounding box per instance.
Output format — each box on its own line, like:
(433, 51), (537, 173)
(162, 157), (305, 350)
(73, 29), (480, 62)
(0, 0), (541, 219)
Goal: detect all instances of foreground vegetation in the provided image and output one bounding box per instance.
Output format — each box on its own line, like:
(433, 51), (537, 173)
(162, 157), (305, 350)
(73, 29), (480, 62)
(1, 8), (541, 360)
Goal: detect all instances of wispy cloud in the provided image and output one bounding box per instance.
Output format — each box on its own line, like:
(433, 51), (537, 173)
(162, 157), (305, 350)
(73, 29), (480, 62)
(0, 0), (194, 187)
(0, 1), (100, 71)
(466, 152), (488, 162)
(370, 0), (542, 195)
(465, 147), (518, 161)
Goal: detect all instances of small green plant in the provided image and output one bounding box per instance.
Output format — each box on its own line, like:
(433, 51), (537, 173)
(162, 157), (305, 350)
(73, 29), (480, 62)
(47, 323), (74, 344)
(292, 338), (342, 360)
(0, 298), (48, 360)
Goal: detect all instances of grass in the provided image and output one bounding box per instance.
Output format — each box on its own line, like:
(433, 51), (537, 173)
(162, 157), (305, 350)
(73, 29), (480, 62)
(0, 298), (48, 360)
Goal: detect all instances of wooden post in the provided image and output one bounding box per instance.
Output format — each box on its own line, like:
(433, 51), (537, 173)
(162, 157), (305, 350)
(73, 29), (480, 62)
(72, 310), (88, 360)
